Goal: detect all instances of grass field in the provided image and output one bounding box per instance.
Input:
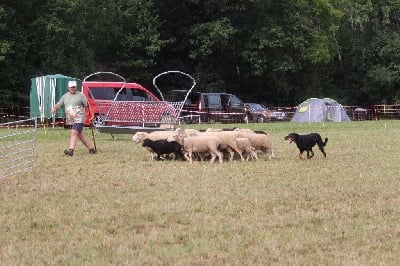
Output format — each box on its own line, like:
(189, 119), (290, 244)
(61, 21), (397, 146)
(1, 121), (400, 264)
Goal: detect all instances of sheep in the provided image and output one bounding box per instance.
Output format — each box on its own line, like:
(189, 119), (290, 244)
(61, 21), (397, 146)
(132, 131), (176, 160)
(132, 131), (175, 143)
(233, 127), (255, 133)
(205, 128), (223, 132)
(167, 134), (223, 163)
(174, 127), (200, 137)
(176, 128), (244, 162)
(233, 131), (274, 160)
(235, 137), (258, 161)
(141, 139), (183, 161)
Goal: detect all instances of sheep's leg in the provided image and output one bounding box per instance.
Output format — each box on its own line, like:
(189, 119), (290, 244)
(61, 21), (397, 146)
(244, 151), (250, 161)
(252, 150), (258, 160)
(227, 148), (235, 162)
(217, 151), (223, 163)
(231, 145), (244, 161)
(143, 147), (155, 161)
(188, 150), (194, 163)
(199, 153), (205, 161)
(262, 146), (273, 160)
(268, 148), (274, 160)
(209, 152), (216, 163)
(183, 151), (191, 162)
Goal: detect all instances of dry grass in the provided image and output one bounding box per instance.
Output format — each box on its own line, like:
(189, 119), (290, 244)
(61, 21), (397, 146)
(1, 121), (400, 264)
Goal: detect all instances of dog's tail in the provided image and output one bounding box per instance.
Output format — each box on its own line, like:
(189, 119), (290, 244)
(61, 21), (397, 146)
(323, 137), (328, 147)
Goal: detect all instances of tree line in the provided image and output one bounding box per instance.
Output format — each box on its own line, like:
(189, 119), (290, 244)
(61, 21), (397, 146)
(1, 0), (400, 108)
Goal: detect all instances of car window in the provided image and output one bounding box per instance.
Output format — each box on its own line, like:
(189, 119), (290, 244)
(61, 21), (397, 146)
(205, 95), (221, 106)
(230, 95), (243, 107)
(220, 94), (230, 107)
(115, 88), (128, 101)
(88, 87), (117, 100)
(253, 104), (264, 110)
(130, 88), (154, 101)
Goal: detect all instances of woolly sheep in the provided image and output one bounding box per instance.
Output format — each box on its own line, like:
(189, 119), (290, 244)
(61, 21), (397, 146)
(236, 137), (257, 161)
(233, 128), (255, 133)
(234, 131), (274, 160)
(167, 134), (223, 163)
(132, 131), (175, 143)
(205, 128), (223, 132)
(174, 128), (200, 137)
(176, 129), (244, 162)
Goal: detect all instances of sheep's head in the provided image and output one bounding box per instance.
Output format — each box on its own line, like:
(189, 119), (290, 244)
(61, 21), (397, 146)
(167, 133), (183, 143)
(132, 132), (146, 143)
(175, 128), (185, 136)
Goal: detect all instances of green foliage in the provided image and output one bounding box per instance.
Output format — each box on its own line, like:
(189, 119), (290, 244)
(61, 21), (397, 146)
(1, 0), (400, 108)
(189, 18), (236, 59)
(330, 0), (400, 104)
(0, 6), (10, 63)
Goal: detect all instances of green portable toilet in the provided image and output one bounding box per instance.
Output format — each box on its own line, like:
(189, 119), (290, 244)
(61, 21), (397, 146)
(30, 74), (81, 123)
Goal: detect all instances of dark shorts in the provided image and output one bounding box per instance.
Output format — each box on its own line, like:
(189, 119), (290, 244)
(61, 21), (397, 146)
(72, 123), (84, 133)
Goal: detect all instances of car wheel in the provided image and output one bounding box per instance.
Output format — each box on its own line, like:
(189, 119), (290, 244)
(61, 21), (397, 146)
(92, 114), (106, 127)
(257, 116), (265, 123)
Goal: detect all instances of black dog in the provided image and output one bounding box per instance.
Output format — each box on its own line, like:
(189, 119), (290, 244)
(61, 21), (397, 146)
(284, 133), (328, 159)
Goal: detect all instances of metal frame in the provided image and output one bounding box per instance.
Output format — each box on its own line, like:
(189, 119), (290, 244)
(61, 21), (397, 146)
(87, 71), (196, 134)
(0, 118), (37, 179)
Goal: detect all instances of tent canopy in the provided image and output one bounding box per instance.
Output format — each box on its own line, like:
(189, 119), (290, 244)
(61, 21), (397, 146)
(30, 74), (81, 122)
(291, 98), (351, 122)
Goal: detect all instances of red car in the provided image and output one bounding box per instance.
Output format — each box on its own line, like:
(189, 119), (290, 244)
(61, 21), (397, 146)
(81, 81), (177, 127)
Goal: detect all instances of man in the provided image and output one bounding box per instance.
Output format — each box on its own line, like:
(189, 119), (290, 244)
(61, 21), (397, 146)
(51, 80), (96, 156)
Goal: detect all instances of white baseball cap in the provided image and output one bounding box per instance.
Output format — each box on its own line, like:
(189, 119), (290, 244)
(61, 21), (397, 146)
(68, 80), (77, 88)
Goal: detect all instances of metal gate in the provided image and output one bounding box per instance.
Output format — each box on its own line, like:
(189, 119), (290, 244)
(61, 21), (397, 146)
(0, 118), (37, 179)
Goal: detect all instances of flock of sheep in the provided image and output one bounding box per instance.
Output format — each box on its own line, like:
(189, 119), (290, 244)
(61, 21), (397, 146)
(132, 127), (274, 163)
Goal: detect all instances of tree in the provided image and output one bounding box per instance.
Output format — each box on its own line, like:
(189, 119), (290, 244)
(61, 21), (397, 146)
(330, 0), (400, 104)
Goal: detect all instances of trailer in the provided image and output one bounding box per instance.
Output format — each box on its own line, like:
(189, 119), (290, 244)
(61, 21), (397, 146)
(85, 71), (196, 135)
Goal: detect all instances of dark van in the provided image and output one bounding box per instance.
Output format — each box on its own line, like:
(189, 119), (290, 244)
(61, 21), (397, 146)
(165, 91), (246, 124)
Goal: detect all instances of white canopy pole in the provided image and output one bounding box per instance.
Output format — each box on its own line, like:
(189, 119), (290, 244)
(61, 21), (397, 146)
(36, 76), (45, 123)
(50, 77), (56, 127)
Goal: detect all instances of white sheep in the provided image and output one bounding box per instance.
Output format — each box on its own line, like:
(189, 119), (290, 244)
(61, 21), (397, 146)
(205, 128), (223, 132)
(232, 131), (274, 160)
(132, 131), (175, 143)
(233, 127), (255, 133)
(167, 134), (223, 163)
(176, 129), (244, 162)
(175, 127), (200, 137)
(236, 137), (257, 161)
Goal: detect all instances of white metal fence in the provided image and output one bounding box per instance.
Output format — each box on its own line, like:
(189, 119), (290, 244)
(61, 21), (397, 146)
(0, 118), (37, 179)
